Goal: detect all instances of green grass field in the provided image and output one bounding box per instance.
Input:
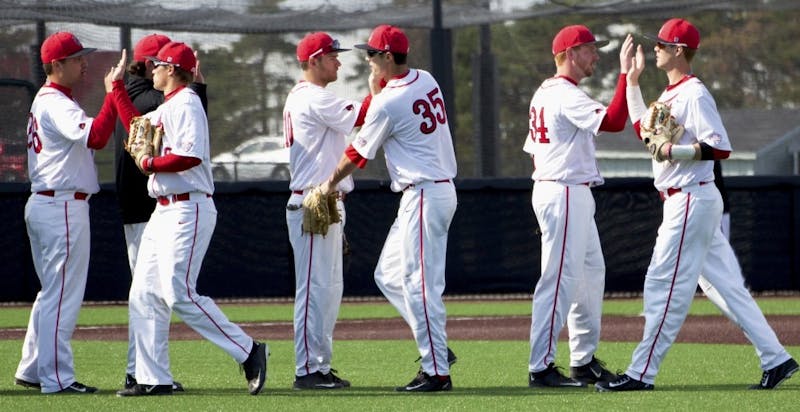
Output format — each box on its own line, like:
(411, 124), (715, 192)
(0, 297), (797, 411)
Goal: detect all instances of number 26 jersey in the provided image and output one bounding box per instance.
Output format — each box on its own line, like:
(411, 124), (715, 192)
(523, 76), (606, 186)
(352, 69), (457, 192)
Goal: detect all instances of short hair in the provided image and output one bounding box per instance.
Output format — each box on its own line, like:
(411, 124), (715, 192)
(391, 52), (408, 65)
(173, 66), (194, 83)
(300, 61), (310, 71)
(43, 62), (54, 75)
(554, 51), (567, 65)
(683, 47), (696, 63)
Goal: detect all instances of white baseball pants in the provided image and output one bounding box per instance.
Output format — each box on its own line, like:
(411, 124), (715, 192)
(287, 193), (345, 377)
(16, 194), (91, 393)
(375, 181), (457, 377)
(528, 181), (605, 373)
(129, 196), (253, 385)
(626, 183), (721, 384)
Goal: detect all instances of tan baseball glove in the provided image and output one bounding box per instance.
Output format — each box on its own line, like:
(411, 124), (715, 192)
(125, 116), (163, 175)
(301, 187), (341, 236)
(640, 102), (684, 162)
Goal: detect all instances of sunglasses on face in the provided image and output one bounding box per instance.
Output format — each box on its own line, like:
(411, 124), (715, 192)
(367, 50), (385, 58)
(656, 42), (684, 50)
(154, 61), (179, 68)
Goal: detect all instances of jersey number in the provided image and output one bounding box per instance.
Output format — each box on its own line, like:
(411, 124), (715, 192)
(529, 106), (550, 144)
(283, 111), (293, 147)
(27, 113), (42, 153)
(412, 88), (447, 134)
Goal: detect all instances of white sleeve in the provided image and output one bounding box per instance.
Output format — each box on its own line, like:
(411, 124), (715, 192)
(562, 89), (605, 135)
(626, 85), (647, 125)
(352, 105), (392, 160)
(315, 92), (360, 136)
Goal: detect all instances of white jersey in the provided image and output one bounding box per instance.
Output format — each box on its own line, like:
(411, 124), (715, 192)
(352, 69), (457, 192)
(143, 87), (214, 196)
(27, 84), (100, 194)
(522, 76), (605, 186)
(283, 81), (359, 193)
(644, 76), (732, 190)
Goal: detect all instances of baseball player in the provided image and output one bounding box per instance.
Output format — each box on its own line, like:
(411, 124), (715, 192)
(15, 31), (126, 394)
(283, 32), (369, 390)
(109, 41), (268, 397)
(319, 25), (457, 392)
(524, 25), (633, 388)
(596, 18), (798, 392)
(112, 33), (209, 393)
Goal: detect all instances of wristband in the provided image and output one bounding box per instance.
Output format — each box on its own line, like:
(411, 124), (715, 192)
(670, 144), (696, 160)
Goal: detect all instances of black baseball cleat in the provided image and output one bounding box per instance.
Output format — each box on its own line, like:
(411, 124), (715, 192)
(595, 374), (654, 392)
(570, 356), (616, 384)
(326, 369), (351, 387)
(749, 357), (799, 390)
(125, 374), (184, 392)
(56, 381), (98, 394)
(529, 363), (586, 388)
(15, 378), (40, 389)
(293, 371), (346, 390)
(116, 384), (173, 397)
(241, 341), (268, 395)
(396, 371), (452, 392)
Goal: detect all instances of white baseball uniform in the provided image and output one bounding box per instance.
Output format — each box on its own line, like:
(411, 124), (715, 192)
(283, 80), (359, 377)
(625, 76), (791, 384)
(351, 69), (457, 377)
(128, 86), (256, 385)
(16, 83), (99, 393)
(523, 76), (607, 373)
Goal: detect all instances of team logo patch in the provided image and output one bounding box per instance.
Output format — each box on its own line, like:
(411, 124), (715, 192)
(181, 141), (194, 152)
(79, 123), (86, 129)
(345, 104), (354, 111)
(708, 133), (722, 145)
(355, 138), (367, 147)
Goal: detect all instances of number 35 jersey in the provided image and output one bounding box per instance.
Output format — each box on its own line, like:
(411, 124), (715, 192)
(352, 69), (457, 192)
(522, 76), (606, 186)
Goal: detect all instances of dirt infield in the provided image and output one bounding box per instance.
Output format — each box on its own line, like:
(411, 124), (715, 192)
(1, 315), (798, 344)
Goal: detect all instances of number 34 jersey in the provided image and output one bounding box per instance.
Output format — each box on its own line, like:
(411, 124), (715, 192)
(522, 76), (606, 186)
(352, 69), (457, 192)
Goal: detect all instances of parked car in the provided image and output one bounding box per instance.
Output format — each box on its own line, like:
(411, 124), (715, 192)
(211, 135), (290, 181)
(0, 139), (27, 183)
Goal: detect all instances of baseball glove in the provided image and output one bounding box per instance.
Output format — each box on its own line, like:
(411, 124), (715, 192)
(640, 102), (684, 162)
(301, 187), (341, 236)
(125, 116), (163, 175)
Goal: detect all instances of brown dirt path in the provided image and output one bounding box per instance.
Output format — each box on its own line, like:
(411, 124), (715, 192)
(1, 315), (797, 344)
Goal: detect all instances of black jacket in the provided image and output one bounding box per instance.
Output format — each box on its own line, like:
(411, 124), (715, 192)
(113, 76), (208, 224)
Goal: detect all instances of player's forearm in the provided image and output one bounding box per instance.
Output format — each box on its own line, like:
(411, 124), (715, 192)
(599, 74), (628, 132)
(626, 86), (647, 128)
(87, 92), (119, 149)
(141, 153), (201, 174)
(327, 155), (359, 189)
(111, 80), (141, 132)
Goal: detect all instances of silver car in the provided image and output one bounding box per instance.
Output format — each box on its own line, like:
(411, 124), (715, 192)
(211, 136), (291, 181)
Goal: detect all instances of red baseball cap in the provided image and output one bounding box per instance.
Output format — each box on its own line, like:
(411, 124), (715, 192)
(40, 32), (96, 64)
(645, 18), (700, 49)
(296, 32), (349, 62)
(551, 25), (609, 55)
(148, 41), (196, 73)
(134, 34), (171, 63)
(354, 25), (409, 54)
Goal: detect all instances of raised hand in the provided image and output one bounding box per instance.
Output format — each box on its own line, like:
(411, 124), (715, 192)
(620, 33), (634, 74)
(627, 44), (646, 86)
(105, 49), (127, 92)
(193, 50), (205, 84)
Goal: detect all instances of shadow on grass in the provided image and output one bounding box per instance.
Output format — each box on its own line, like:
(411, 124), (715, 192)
(2, 383), (796, 398)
